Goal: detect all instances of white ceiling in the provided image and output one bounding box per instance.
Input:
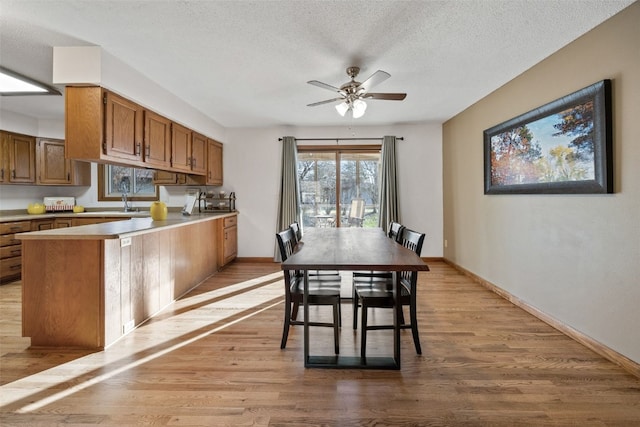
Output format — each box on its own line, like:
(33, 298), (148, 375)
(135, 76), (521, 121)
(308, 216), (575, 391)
(0, 0), (634, 128)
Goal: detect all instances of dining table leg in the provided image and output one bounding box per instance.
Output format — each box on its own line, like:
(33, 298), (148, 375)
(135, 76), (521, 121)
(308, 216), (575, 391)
(303, 269), (310, 368)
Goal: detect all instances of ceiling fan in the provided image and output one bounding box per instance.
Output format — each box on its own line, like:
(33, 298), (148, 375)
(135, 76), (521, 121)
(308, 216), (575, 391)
(307, 66), (406, 118)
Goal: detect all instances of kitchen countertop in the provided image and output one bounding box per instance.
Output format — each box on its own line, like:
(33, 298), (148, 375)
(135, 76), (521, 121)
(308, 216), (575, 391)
(15, 211), (237, 240)
(0, 210), (152, 222)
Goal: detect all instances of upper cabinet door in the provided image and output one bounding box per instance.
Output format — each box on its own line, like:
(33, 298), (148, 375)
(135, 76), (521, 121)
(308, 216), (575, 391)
(190, 132), (207, 175)
(171, 123), (192, 173)
(104, 91), (143, 162)
(37, 139), (71, 184)
(207, 139), (223, 186)
(144, 110), (172, 169)
(0, 131), (8, 183)
(8, 133), (36, 184)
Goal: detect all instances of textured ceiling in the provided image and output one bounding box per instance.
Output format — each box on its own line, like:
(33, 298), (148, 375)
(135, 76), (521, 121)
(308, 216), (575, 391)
(0, 0), (634, 128)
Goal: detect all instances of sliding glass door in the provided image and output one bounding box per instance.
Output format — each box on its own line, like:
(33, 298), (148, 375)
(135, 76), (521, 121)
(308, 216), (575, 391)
(298, 146), (381, 228)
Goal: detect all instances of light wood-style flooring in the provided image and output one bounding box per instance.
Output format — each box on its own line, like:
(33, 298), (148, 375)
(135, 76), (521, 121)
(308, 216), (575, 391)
(1, 260), (639, 426)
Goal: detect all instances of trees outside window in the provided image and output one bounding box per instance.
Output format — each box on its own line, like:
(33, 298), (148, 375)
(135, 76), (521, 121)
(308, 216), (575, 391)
(298, 146), (380, 228)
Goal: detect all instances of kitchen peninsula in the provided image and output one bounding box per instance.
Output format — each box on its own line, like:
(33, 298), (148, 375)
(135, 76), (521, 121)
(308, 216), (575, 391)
(16, 212), (237, 349)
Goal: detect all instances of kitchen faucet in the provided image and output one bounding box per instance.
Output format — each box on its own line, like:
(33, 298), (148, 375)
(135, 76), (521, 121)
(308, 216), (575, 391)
(122, 192), (132, 212)
(121, 176), (132, 212)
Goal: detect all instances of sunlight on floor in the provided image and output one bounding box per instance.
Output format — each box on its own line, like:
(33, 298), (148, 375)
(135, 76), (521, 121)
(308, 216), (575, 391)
(0, 272), (285, 412)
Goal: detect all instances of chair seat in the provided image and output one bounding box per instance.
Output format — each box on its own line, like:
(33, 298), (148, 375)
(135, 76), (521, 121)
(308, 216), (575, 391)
(357, 286), (409, 307)
(307, 272), (342, 281)
(353, 270), (392, 279)
(355, 277), (410, 293)
(290, 281), (342, 298)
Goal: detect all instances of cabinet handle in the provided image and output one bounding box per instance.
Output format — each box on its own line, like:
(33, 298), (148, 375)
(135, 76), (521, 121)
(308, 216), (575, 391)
(135, 143), (141, 156)
(145, 145), (150, 157)
(1, 169), (4, 179)
(10, 249), (21, 255)
(10, 226), (22, 231)
(192, 158), (196, 168)
(67, 172), (71, 181)
(225, 231), (228, 240)
(11, 169), (15, 179)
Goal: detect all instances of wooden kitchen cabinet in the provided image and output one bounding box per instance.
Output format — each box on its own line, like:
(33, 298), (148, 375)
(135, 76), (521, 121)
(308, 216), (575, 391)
(36, 138), (91, 185)
(104, 90), (144, 162)
(20, 216), (220, 348)
(31, 219), (56, 231)
(54, 218), (73, 228)
(170, 125), (207, 175)
(218, 215), (237, 267)
(153, 139), (222, 186)
(0, 131), (36, 184)
(65, 86), (220, 177)
(143, 110), (172, 169)
(207, 139), (223, 186)
(0, 221), (30, 283)
(152, 170), (205, 186)
(170, 123), (192, 173)
(66, 86), (145, 167)
(190, 132), (207, 175)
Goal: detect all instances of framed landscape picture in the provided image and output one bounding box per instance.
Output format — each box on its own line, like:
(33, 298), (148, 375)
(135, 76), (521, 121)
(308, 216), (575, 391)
(484, 80), (612, 194)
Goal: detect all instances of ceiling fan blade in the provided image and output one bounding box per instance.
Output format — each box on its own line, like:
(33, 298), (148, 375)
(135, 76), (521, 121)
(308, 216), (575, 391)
(359, 70), (390, 92)
(308, 80), (344, 93)
(363, 92), (407, 101)
(307, 97), (344, 107)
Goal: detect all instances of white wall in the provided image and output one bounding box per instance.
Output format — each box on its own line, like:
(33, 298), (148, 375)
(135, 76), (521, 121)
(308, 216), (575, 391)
(225, 123), (443, 258)
(442, 3), (640, 363)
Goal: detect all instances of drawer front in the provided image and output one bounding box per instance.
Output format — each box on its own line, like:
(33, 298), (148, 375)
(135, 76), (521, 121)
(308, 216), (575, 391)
(223, 216), (237, 228)
(0, 256), (22, 279)
(0, 245), (22, 259)
(31, 220), (56, 231)
(0, 234), (20, 247)
(0, 221), (31, 235)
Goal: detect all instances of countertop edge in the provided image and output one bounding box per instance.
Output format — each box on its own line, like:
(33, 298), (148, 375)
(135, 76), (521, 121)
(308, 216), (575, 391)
(16, 212), (237, 240)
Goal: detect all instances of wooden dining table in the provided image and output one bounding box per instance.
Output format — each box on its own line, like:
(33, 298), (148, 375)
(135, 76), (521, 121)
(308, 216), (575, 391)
(281, 227), (430, 369)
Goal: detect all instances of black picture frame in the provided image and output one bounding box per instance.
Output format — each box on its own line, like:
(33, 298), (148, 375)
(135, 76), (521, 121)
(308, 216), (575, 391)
(484, 79), (612, 194)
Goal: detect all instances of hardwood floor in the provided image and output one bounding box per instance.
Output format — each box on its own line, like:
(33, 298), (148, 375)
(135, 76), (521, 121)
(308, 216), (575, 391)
(1, 260), (639, 426)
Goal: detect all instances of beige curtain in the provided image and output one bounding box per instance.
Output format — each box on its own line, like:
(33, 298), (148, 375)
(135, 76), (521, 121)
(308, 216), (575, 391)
(275, 136), (301, 260)
(378, 135), (399, 234)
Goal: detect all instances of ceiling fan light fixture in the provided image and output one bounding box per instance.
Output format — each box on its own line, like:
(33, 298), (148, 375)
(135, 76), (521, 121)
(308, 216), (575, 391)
(335, 101), (349, 117)
(352, 99), (367, 118)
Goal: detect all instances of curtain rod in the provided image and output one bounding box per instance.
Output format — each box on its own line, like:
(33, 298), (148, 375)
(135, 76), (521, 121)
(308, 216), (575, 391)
(278, 137), (403, 142)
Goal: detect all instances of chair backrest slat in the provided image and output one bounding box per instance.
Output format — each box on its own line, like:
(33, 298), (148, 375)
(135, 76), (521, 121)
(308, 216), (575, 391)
(398, 228), (426, 291)
(276, 228), (301, 286)
(289, 222), (302, 244)
(388, 221), (405, 243)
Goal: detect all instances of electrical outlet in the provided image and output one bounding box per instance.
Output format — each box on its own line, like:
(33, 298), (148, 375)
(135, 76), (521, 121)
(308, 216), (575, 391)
(444, 239), (448, 248)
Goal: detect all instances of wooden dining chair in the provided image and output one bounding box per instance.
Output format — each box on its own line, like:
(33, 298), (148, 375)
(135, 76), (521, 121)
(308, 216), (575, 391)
(276, 228), (342, 354)
(353, 227), (426, 358)
(289, 222), (342, 280)
(289, 222), (302, 244)
(351, 221), (406, 328)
